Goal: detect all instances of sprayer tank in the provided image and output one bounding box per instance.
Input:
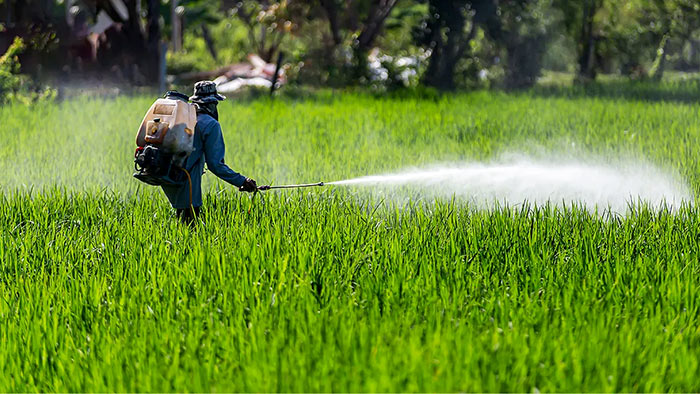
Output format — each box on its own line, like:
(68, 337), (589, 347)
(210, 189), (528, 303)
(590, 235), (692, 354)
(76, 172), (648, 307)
(136, 97), (197, 165)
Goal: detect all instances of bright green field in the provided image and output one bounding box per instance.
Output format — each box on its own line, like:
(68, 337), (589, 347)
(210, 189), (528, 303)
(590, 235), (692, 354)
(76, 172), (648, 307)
(1, 85), (700, 391)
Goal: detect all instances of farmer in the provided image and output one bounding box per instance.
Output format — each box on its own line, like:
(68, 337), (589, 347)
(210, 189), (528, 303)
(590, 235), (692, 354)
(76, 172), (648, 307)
(161, 81), (257, 223)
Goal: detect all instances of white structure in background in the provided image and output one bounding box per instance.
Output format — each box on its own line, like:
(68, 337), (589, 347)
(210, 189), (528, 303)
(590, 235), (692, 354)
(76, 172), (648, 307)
(216, 77), (272, 93)
(213, 54), (284, 94)
(367, 48), (425, 86)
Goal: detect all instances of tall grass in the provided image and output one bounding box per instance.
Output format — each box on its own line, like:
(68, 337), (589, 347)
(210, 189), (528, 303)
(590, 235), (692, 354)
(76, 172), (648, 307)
(0, 88), (699, 391)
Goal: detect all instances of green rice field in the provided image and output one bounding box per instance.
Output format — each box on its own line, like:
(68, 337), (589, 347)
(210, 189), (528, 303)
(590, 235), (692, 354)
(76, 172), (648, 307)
(1, 84), (699, 391)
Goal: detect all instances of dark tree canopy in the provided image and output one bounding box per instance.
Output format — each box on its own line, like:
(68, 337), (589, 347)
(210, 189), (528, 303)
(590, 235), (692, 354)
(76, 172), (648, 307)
(1, 0), (699, 90)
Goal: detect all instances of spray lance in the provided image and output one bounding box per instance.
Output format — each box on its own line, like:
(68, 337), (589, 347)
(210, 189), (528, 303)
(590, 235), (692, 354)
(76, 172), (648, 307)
(244, 181), (325, 200)
(257, 182), (325, 191)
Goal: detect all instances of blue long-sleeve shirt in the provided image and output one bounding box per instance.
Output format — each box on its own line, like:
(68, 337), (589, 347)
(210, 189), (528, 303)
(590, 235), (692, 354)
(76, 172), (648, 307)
(162, 113), (247, 209)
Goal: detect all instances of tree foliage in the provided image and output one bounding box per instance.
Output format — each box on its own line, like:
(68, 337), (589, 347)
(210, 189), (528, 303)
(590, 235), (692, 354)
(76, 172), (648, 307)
(0, 36), (24, 101)
(0, 0), (699, 90)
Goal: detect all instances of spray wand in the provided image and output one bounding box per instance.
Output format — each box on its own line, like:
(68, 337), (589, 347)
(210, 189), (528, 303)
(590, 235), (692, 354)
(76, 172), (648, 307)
(257, 182), (325, 191)
(248, 182), (325, 202)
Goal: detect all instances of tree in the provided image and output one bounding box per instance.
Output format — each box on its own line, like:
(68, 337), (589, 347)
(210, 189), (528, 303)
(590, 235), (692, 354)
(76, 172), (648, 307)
(497, 0), (557, 90)
(595, 0), (700, 80)
(0, 36), (25, 102)
(95, 0), (162, 83)
(231, 1), (308, 63)
(318, 0), (399, 81)
(551, 0), (601, 83)
(577, 0), (600, 82)
(644, 0), (700, 80)
(0, 0), (64, 73)
(415, 0), (499, 90)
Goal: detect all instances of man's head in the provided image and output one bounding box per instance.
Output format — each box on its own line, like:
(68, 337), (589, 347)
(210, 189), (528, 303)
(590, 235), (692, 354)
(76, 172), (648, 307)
(190, 81), (225, 120)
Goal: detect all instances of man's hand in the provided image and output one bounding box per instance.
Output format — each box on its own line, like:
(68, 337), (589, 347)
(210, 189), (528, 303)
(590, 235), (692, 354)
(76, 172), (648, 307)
(239, 178), (258, 193)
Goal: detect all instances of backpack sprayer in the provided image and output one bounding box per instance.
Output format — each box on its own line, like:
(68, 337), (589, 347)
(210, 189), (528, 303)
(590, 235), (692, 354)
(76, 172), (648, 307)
(133, 91), (199, 217)
(134, 91), (197, 186)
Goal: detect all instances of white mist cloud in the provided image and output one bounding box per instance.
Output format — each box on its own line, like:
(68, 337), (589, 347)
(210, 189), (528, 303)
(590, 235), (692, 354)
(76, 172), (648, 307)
(329, 158), (692, 212)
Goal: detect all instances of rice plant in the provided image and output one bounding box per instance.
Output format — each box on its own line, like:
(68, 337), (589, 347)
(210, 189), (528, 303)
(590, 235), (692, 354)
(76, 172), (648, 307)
(0, 88), (699, 391)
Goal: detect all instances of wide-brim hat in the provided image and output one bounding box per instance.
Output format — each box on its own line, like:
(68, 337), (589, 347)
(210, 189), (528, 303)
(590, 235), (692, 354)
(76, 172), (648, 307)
(190, 80), (226, 103)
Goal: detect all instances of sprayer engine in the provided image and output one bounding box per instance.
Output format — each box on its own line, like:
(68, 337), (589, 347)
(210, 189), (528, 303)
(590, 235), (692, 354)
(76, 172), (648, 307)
(134, 145), (187, 186)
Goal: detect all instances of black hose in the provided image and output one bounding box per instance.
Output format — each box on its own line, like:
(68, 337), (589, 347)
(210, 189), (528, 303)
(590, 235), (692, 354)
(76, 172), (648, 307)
(178, 167), (196, 219)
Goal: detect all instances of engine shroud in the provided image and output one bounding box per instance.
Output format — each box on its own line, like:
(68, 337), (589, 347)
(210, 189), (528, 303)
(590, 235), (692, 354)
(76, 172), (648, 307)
(133, 145), (186, 186)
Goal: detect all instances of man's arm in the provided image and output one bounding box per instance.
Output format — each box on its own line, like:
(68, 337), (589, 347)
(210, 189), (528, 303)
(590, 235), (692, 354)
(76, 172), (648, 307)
(202, 121), (247, 187)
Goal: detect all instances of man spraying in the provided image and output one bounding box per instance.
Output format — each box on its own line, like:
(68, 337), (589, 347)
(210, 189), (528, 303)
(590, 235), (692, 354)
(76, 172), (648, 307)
(161, 81), (257, 222)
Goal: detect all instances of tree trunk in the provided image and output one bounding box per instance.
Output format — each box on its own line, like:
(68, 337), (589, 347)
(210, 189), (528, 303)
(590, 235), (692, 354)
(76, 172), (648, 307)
(319, 0), (341, 46)
(201, 24), (218, 61)
(95, 0), (153, 82)
(270, 51), (284, 96)
(146, 0), (161, 83)
(422, 27), (443, 88)
(349, 0), (398, 82)
(422, 0), (473, 91)
(691, 39), (700, 70)
(505, 36), (546, 90)
(345, 0), (359, 31)
(650, 34), (669, 81)
(171, 0), (181, 52)
(122, 0), (146, 40)
(4, 0), (10, 27)
(100, 0), (148, 53)
(577, 0), (598, 83)
(436, 15), (467, 90)
(356, 0), (398, 53)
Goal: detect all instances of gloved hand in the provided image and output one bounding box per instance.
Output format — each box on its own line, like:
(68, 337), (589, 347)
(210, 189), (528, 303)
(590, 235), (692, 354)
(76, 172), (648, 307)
(239, 177), (258, 193)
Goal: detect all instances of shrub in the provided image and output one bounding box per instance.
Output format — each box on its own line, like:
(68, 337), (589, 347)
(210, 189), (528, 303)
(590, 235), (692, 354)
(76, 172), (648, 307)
(0, 36), (56, 104)
(0, 36), (26, 102)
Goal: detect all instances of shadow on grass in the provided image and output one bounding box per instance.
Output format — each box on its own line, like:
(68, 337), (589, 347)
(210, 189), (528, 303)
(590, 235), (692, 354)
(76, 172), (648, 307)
(530, 78), (700, 104)
(52, 73), (700, 105)
(274, 79), (700, 104)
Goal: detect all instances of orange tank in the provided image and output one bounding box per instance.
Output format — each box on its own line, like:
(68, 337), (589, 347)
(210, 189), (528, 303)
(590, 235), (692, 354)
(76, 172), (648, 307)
(136, 96), (197, 165)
